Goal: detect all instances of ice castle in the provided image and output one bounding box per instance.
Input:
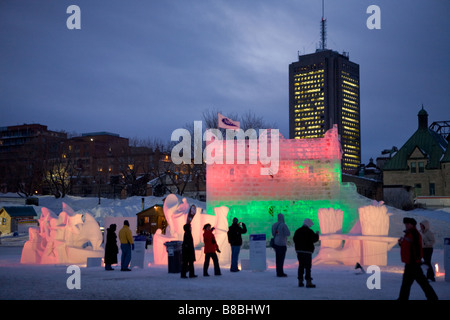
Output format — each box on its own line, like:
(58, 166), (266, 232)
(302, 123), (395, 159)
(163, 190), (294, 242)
(206, 125), (371, 240)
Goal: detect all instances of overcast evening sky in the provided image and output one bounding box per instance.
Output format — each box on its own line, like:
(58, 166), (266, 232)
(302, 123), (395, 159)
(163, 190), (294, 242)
(0, 0), (449, 164)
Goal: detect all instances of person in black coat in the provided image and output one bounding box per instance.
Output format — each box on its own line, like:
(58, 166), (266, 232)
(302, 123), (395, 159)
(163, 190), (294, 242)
(293, 218), (319, 287)
(181, 223), (197, 278)
(227, 217), (247, 272)
(104, 224), (119, 270)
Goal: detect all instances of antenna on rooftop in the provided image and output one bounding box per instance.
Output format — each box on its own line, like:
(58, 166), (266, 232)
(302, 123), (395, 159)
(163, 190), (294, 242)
(320, 0), (327, 50)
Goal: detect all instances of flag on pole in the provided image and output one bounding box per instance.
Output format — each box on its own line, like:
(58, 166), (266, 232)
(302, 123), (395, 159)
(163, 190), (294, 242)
(218, 113), (240, 130)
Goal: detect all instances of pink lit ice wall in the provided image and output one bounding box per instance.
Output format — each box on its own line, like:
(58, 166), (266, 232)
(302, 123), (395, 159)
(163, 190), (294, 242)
(207, 126), (342, 202)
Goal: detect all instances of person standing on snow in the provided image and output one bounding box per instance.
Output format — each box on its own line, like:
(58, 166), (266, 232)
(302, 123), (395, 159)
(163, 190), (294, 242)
(420, 219), (436, 282)
(227, 217), (247, 272)
(293, 218), (319, 288)
(203, 224), (221, 276)
(104, 224), (118, 271)
(118, 220), (134, 271)
(398, 217), (438, 300)
(181, 223), (197, 278)
(272, 213), (290, 277)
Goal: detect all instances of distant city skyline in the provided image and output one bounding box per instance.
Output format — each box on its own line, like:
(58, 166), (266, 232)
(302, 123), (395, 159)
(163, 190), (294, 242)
(1, 0), (449, 165)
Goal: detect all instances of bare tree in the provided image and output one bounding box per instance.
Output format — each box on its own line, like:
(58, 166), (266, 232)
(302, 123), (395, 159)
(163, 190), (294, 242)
(43, 158), (74, 198)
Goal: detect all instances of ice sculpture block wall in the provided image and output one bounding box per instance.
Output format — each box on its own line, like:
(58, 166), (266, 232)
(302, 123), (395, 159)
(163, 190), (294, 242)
(318, 208), (344, 249)
(21, 203), (104, 264)
(313, 202), (398, 266)
(359, 203), (391, 236)
(358, 203), (393, 266)
(206, 126), (367, 239)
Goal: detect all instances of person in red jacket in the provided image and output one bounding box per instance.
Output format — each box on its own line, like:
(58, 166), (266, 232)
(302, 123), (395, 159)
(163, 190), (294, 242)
(203, 224), (221, 276)
(398, 217), (438, 300)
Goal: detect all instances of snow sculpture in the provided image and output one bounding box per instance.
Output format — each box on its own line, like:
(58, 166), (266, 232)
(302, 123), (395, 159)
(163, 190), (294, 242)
(21, 203), (103, 264)
(359, 202), (390, 236)
(313, 220), (362, 266)
(313, 202), (397, 266)
(206, 125), (367, 239)
(153, 194), (230, 265)
(317, 208), (343, 249)
(358, 202), (395, 266)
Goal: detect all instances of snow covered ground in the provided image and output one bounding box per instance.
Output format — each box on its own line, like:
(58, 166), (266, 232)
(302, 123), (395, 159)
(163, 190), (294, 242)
(0, 244), (448, 301)
(0, 194), (449, 303)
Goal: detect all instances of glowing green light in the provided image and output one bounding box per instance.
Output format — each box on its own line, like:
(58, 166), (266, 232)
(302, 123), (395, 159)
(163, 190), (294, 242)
(207, 192), (362, 242)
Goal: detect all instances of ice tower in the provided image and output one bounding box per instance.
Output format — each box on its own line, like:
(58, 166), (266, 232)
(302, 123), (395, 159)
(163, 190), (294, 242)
(206, 125), (368, 240)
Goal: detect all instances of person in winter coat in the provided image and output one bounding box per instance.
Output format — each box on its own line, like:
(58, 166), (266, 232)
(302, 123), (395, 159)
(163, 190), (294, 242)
(420, 219), (436, 281)
(203, 223), (221, 276)
(293, 218), (319, 288)
(227, 217), (247, 272)
(272, 214), (290, 277)
(181, 223), (197, 278)
(104, 224), (118, 271)
(398, 217), (438, 300)
(118, 220), (134, 271)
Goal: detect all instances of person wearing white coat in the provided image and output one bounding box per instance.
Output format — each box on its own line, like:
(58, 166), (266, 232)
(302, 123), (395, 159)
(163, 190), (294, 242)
(420, 219), (435, 281)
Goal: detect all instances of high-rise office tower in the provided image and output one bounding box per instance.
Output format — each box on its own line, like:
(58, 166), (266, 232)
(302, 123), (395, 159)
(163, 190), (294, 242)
(288, 4), (360, 174)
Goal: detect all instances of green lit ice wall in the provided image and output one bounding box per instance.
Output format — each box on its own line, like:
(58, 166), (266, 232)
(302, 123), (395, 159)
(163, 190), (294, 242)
(207, 183), (368, 242)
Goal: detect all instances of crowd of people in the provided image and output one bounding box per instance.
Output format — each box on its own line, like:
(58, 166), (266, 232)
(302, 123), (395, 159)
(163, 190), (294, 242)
(103, 212), (439, 300)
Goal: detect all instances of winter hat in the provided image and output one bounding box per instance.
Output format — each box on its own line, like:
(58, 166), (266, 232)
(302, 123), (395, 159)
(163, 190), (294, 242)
(420, 219), (430, 230)
(303, 218), (314, 228)
(203, 223), (212, 230)
(403, 217), (417, 226)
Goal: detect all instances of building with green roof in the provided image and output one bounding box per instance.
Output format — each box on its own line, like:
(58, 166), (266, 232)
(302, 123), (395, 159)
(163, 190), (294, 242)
(383, 106), (450, 198)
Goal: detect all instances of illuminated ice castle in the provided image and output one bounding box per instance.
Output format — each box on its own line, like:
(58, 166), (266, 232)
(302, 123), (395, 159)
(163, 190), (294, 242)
(206, 125), (370, 239)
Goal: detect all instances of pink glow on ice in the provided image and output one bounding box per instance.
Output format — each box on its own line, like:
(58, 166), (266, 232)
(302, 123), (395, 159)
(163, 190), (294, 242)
(152, 194), (231, 265)
(20, 203), (104, 265)
(207, 126), (342, 202)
